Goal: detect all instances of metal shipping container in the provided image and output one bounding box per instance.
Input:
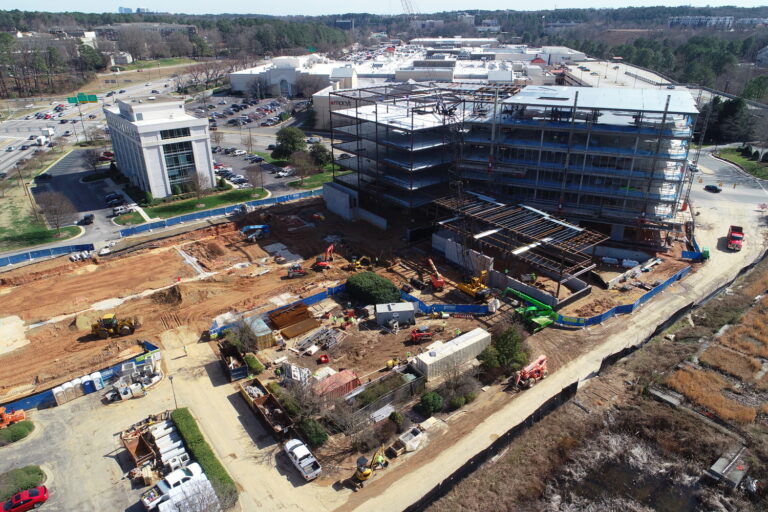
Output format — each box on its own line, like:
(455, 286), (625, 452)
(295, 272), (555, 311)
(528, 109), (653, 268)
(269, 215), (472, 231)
(412, 328), (491, 381)
(375, 302), (416, 327)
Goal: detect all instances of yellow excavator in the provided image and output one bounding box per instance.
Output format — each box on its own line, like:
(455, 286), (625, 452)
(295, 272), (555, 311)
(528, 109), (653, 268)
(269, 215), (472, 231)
(457, 270), (491, 302)
(91, 313), (140, 339)
(351, 445), (388, 490)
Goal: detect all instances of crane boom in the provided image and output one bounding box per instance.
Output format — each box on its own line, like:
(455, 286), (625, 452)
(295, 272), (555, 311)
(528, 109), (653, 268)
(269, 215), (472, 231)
(401, 0), (418, 18)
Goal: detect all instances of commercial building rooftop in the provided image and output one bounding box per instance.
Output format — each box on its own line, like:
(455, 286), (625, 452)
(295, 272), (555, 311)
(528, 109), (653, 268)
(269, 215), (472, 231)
(506, 85), (699, 114)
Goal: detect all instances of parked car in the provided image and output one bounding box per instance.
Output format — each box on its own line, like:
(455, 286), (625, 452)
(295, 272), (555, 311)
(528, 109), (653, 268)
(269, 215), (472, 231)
(284, 439), (321, 481)
(105, 193), (122, 202)
(267, 144), (276, 150)
(79, 213), (95, 225)
(704, 184), (721, 193)
(338, 153), (352, 159)
(306, 136), (322, 144)
(107, 198), (126, 207)
(232, 149), (246, 156)
(98, 156), (112, 161)
(2, 486), (49, 511)
(249, 156), (264, 163)
(113, 205), (133, 216)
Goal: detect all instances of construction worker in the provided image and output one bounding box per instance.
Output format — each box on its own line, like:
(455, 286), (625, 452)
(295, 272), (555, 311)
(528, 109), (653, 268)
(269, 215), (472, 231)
(455, 328), (462, 336)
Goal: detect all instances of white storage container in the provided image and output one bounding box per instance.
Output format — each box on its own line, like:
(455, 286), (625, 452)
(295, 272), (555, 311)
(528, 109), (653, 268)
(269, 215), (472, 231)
(90, 371), (104, 390)
(412, 328), (491, 381)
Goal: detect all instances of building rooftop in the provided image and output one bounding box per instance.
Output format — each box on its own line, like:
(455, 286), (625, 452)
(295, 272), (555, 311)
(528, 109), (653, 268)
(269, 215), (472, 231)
(505, 85), (699, 114)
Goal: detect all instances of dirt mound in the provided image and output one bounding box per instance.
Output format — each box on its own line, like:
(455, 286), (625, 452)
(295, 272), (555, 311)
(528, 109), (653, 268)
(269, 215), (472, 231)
(0, 316), (28, 355)
(72, 311), (102, 331)
(152, 285), (183, 306)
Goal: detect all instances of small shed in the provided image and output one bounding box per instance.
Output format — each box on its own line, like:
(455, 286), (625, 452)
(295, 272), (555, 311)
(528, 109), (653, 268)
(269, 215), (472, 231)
(242, 316), (276, 349)
(313, 369), (361, 399)
(412, 327), (491, 381)
(375, 302), (416, 327)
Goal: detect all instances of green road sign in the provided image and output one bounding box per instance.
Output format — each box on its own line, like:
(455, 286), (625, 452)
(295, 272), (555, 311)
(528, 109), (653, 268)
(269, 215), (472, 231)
(77, 92), (87, 102)
(87, 95), (97, 102)
(67, 97), (78, 104)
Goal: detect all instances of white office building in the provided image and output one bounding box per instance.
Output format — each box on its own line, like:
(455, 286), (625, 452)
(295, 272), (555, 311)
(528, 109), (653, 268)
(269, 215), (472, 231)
(103, 96), (214, 199)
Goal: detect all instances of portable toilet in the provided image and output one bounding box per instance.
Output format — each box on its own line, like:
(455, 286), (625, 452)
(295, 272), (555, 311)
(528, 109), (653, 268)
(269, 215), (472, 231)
(90, 371), (104, 390)
(71, 377), (84, 398)
(52, 386), (67, 405)
(81, 375), (95, 394)
(62, 381), (76, 401)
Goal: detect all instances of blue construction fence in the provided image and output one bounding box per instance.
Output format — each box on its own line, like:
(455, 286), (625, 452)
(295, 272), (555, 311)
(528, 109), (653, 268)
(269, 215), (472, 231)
(119, 189), (323, 238)
(209, 284), (348, 338)
(0, 341), (160, 412)
(556, 266), (691, 328)
(682, 232), (705, 261)
(400, 290), (490, 316)
(0, 244), (95, 268)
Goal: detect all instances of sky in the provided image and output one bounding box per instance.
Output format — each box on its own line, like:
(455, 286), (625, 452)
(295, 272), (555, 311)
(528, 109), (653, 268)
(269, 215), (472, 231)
(3, 1), (767, 17)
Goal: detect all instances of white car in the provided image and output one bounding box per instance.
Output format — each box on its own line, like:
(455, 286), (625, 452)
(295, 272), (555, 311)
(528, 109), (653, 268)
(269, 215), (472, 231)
(306, 136), (322, 144)
(232, 149), (246, 156)
(276, 168), (295, 178)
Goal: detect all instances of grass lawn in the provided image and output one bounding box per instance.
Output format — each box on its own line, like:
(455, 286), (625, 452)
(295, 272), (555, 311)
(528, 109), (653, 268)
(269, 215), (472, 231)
(718, 148), (768, 180)
(0, 466), (46, 502)
(144, 188), (268, 219)
(0, 421), (34, 447)
(288, 170), (351, 190)
(113, 211), (146, 226)
(115, 57), (194, 72)
(252, 152), (288, 167)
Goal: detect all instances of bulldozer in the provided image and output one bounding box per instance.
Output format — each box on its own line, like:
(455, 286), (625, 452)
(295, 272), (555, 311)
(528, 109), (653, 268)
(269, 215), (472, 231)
(91, 313), (140, 339)
(514, 355), (548, 388)
(457, 270), (490, 302)
(0, 407), (26, 429)
(350, 446), (388, 490)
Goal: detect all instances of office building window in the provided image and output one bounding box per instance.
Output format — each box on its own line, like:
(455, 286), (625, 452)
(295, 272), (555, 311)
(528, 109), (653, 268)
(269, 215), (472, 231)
(161, 127), (191, 140)
(162, 141), (196, 185)
(135, 113), (143, 121)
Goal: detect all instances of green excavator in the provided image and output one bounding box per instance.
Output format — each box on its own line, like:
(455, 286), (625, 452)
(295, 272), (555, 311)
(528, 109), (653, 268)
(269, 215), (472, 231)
(501, 288), (557, 333)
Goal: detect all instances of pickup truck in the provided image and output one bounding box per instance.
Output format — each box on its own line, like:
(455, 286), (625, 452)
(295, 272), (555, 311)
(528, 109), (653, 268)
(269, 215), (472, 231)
(140, 463), (203, 510)
(727, 225), (744, 251)
(284, 439), (321, 481)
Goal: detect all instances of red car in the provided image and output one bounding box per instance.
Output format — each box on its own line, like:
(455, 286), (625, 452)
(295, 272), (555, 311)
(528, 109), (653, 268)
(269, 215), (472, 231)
(102, 151), (114, 157)
(98, 156), (112, 162)
(3, 486), (49, 511)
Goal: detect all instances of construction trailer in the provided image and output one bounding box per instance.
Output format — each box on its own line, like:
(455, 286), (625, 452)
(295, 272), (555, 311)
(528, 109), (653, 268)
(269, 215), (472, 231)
(375, 302), (416, 327)
(411, 327), (491, 381)
(313, 369), (362, 399)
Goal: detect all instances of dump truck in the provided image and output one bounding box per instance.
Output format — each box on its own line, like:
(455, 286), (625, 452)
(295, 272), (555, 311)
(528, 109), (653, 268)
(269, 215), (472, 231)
(218, 341), (248, 381)
(727, 225), (744, 251)
(502, 288), (557, 332)
(239, 377), (294, 439)
(284, 439), (322, 481)
(91, 313), (140, 339)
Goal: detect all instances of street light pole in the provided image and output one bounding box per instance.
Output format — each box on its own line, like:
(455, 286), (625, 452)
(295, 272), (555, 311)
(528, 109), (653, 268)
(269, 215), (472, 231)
(168, 375), (178, 409)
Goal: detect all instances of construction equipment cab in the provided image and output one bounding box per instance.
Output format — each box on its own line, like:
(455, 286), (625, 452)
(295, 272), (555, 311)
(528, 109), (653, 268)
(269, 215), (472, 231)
(91, 313), (139, 339)
(514, 355), (548, 388)
(240, 224), (270, 242)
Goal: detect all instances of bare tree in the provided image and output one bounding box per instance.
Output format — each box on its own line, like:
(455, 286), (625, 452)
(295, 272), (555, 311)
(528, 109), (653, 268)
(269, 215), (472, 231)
(241, 129), (255, 154)
(117, 27), (147, 59)
(83, 149), (102, 171)
(36, 190), (76, 234)
(0, 179), (10, 198)
(187, 172), (208, 201)
(210, 130), (223, 146)
(225, 322), (259, 353)
(294, 74), (329, 98)
(288, 150), (314, 185)
(244, 164), (262, 191)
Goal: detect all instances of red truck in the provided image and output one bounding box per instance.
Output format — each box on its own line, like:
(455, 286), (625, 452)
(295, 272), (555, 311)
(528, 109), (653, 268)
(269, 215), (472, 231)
(727, 225), (744, 251)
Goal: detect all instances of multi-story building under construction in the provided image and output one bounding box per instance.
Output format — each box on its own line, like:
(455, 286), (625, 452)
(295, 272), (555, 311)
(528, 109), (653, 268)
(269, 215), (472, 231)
(326, 83), (699, 246)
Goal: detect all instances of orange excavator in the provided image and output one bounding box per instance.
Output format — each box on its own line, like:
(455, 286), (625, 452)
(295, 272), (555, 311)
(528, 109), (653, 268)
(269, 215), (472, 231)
(426, 258), (445, 292)
(514, 355), (548, 388)
(313, 244), (335, 271)
(0, 407), (26, 429)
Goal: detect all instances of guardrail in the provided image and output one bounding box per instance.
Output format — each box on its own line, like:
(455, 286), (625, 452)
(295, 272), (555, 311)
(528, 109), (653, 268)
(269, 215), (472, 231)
(119, 189), (323, 238)
(0, 244), (95, 268)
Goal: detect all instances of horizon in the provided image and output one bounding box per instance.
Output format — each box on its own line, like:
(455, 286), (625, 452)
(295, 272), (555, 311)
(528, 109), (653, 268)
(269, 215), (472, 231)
(1, 1), (767, 17)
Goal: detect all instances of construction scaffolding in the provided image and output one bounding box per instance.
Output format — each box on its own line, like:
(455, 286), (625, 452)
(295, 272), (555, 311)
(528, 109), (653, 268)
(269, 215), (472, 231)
(434, 195), (609, 279)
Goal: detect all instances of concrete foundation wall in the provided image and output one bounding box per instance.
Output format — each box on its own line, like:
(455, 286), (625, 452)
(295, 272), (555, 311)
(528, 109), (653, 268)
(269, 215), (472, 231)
(358, 208), (387, 230)
(443, 238), (494, 275)
(323, 182), (356, 220)
(488, 271), (558, 307)
(594, 246), (653, 262)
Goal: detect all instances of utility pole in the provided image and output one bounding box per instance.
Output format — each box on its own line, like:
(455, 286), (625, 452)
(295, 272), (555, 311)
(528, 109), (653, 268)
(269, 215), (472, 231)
(76, 101), (89, 143)
(16, 165), (39, 222)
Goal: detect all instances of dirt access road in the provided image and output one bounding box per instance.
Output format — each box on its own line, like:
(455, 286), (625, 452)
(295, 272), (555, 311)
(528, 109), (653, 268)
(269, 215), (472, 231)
(337, 178), (767, 510)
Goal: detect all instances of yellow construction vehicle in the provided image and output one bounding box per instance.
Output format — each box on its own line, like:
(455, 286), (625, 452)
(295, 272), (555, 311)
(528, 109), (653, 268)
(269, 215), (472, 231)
(91, 313), (140, 339)
(351, 445), (388, 490)
(457, 270), (491, 301)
